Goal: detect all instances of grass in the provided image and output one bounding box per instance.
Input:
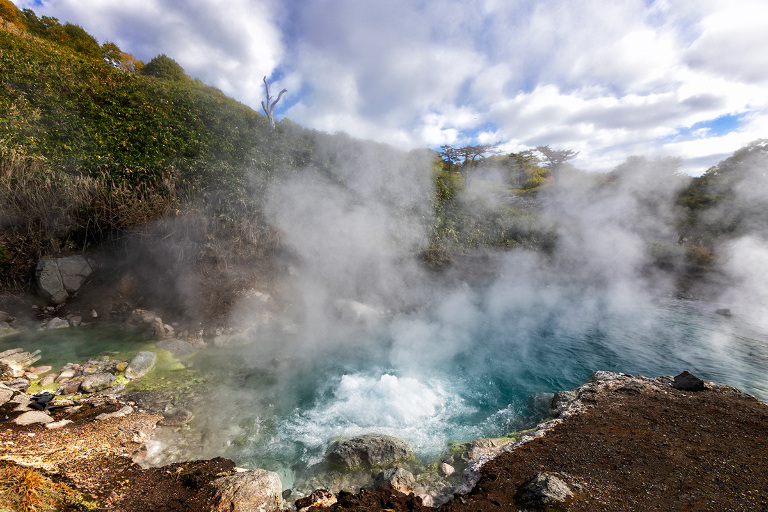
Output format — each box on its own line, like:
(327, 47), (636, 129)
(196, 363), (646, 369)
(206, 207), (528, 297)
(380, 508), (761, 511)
(0, 464), (99, 512)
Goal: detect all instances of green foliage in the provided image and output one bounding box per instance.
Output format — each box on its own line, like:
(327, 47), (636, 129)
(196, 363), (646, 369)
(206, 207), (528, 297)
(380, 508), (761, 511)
(141, 54), (187, 81)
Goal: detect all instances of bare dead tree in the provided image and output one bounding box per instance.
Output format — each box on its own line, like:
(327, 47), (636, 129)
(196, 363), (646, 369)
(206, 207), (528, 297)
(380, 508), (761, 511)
(536, 145), (579, 183)
(261, 76), (287, 130)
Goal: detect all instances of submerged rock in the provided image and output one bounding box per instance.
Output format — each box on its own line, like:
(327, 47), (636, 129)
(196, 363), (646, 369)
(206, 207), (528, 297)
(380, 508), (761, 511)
(210, 469), (282, 512)
(326, 434), (414, 469)
(295, 488), (337, 512)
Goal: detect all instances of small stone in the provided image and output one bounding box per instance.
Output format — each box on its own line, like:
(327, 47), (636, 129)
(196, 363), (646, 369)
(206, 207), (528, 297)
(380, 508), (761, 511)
(80, 373), (117, 393)
(158, 408), (193, 426)
(29, 365), (53, 376)
(14, 410), (54, 425)
(90, 310), (98, 318)
(45, 317), (70, 330)
(69, 315), (82, 327)
(116, 361), (128, 372)
(4, 378), (30, 392)
(125, 351), (157, 380)
(95, 405), (133, 420)
(440, 462), (455, 476)
(516, 473), (574, 507)
(296, 489), (337, 512)
(56, 369), (77, 382)
(58, 379), (82, 395)
(374, 467), (416, 494)
(46, 419), (73, 429)
(0, 387), (13, 406)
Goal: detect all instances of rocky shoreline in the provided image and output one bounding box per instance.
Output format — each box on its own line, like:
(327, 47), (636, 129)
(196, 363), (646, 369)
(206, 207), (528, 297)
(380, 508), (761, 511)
(4, 337), (768, 512)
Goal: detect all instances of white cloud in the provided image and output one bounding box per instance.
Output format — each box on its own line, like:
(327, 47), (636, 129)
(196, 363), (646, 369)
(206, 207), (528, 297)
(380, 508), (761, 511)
(12, 0), (768, 174)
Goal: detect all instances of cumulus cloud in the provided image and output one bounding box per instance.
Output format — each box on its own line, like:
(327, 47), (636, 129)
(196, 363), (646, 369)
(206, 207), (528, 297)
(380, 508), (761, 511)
(13, 0), (768, 173)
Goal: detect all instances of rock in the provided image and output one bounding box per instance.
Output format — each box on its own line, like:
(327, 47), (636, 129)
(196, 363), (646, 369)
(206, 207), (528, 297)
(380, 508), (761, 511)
(326, 434), (414, 469)
(515, 472), (574, 507)
(3, 378), (30, 392)
(715, 308), (732, 317)
(210, 469), (282, 512)
(672, 371), (706, 391)
(1, 348), (42, 379)
(440, 462), (455, 476)
(0, 310), (14, 322)
(35, 255), (95, 304)
(334, 299), (383, 325)
(39, 374), (56, 387)
(143, 318), (166, 340)
(56, 368), (77, 382)
(68, 315), (82, 327)
(125, 309), (162, 332)
(0, 387), (13, 406)
(0, 322), (15, 337)
(95, 405), (133, 420)
(46, 419), (73, 429)
(374, 467), (416, 494)
(295, 489), (337, 512)
(125, 351), (157, 380)
(58, 379), (83, 395)
(28, 365), (52, 376)
(14, 410), (53, 425)
(156, 337), (199, 357)
(80, 372), (117, 393)
(44, 317), (70, 330)
(158, 407), (193, 426)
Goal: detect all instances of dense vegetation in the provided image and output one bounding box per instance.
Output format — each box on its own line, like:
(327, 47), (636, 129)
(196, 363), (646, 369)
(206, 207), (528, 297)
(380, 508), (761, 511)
(1, 2), (766, 293)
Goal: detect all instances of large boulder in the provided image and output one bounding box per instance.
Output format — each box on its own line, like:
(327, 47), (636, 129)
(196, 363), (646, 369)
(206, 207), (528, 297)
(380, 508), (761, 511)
(35, 255), (95, 304)
(326, 434), (414, 469)
(125, 351), (157, 380)
(210, 469), (282, 512)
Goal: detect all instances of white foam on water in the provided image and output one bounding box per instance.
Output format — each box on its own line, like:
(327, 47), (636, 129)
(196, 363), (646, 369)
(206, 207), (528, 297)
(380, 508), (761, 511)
(278, 372), (479, 462)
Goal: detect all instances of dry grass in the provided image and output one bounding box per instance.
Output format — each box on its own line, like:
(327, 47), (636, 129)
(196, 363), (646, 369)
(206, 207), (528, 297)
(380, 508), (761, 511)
(0, 464), (98, 512)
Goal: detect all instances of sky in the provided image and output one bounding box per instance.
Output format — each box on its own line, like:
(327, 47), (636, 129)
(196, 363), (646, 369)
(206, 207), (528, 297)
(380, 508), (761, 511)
(12, 0), (768, 174)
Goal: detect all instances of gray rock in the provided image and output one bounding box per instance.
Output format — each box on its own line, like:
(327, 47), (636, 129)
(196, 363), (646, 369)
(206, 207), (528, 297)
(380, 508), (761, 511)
(515, 472), (574, 507)
(156, 337), (199, 357)
(672, 371), (706, 391)
(46, 419), (73, 429)
(45, 317), (70, 330)
(80, 372), (117, 393)
(210, 469), (282, 512)
(158, 407), (193, 426)
(95, 405), (133, 420)
(14, 410), (54, 425)
(439, 462), (455, 476)
(0, 387), (13, 406)
(39, 374), (56, 387)
(326, 434), (414, 469)
(3, 378), (30, 392)
(374, 467), (416, 494)
(125, 351), (157, 380)
(35, 255), (95, 304)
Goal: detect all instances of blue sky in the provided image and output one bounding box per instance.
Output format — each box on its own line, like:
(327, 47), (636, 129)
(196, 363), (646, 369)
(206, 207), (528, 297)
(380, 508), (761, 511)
(12, 0), (768, 175)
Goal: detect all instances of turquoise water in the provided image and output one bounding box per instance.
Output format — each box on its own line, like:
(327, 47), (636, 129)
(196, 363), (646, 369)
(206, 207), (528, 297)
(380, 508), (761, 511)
(179, 294), (768, 488)
(5, 294), (767, 489)
(0, 324), (146, 369)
